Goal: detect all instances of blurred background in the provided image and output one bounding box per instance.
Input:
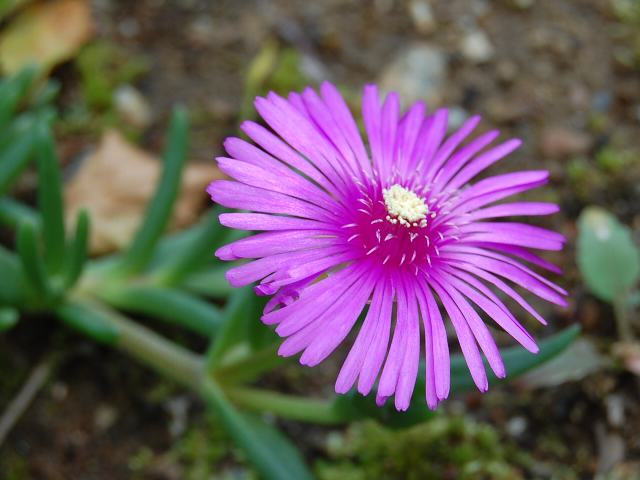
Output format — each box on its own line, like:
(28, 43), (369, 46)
(0, 0), (639, 478)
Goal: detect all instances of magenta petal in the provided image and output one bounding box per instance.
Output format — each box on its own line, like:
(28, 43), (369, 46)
(394, 286), (421, 411)
(431, 279), (489, 392)
(425, 115), (481, 182)
(336, 279), (386, 394)
(432, 272), (506, 378)
(358, 279), (394, 395)
(446, 138), (522, 191)
(208, 82), (567, 411)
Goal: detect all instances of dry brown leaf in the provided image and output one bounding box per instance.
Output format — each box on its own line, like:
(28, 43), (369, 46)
(64, 130), (222, 255)
(0, 0), (94, 74)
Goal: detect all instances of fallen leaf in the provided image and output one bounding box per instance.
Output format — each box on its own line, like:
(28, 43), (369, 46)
(0, 0), (94, 74)
(64, 130), (222, 255)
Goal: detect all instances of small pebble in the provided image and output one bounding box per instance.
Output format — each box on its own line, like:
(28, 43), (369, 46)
(165, 395), (190, 438)
(592, 90), (613, 113)
(114, 85), (153, 130)
(447, 106), (469, 131)
(605, 394), (625, 428)
(378, 43), (448, 107)
(409, 0), (436, 34)
(50, 382), (68, 401)
(506, 416), (527, 438)
(460, 30), (495, 63)
(94, 404), (118, 431)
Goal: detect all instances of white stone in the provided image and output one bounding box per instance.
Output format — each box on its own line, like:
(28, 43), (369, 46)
(461, 30), (495, 63)
(379, 43), (448, 107)
(114, 85), (152, 129)
(409, 0), (436, 34)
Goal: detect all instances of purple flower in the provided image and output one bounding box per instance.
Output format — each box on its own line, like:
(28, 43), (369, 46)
(207, 82), (566, 411)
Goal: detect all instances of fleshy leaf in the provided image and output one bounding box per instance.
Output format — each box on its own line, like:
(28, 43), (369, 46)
(206, 286), (256, 368)
(333, 325), (580, 427)
(63, 209), (90, 290)
(0, 245), (24, 305)
(120, 107), (188, 273)
(182, 267), (234, 299)
(202, 379), (314, 480)
(153, 207), (227, 285)
(0, 124), (35, 195)
(577, 206), (640, 302)
(16, 220), (51, 301)
(99, 285), (222, 337)
(0, 307), (19, 332)
(55, 300), (120, 345)
(0, 64), (38, 130)
(35, 120), (65, 273)
(447, 324), (581, 393)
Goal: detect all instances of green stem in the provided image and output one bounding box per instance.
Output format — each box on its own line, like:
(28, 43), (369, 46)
(614, 293), (635, 342)
(57, 299), (204, 391)
(226, 386), (345, 425)
(213, 344), (289, 384)
(114, 310), (203, 391)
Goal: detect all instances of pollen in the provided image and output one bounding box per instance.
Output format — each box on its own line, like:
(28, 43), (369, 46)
(382, 184), (429, 228)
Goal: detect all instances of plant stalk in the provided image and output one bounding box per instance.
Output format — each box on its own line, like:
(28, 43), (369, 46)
(614, 293), (635, 342)
(225, 386), (345, 425)
(58, 299), (204, 391)
(213, 343), (289, 384)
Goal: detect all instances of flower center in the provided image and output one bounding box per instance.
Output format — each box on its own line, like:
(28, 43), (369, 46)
(383, 184), (429, 228)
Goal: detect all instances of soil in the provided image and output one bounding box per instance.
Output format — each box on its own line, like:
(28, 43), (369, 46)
(1, 0), (640, 478)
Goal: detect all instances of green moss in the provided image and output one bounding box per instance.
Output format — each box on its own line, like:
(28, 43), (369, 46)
(596, 146), (637, 174)
(58, 41), (150, 137)
(0, 448), (29, 480)
(172, 413), (256, 480)
(611, 0), (640, 25)
(316, 417), (528, 480)
(567, 157), (606, 201)
(75, 41), (149, 111)
(240, 40), (311, 119)
(127, 412), (257, 479)
(128, 446), (155, 475)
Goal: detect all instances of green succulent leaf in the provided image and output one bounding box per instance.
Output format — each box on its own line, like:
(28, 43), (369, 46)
(121, 107), (189, 274)
(333, 325), (580, 427)
(447, 324), (581, 394)
(63, 209), (90, 290)
(153, 207), (227, 286)
(0, 244), (25, 305)
(331, 390), (436, 428)
(0, 307), (19, 331)
(0, 64), (38, 130)
(182, 267), (234, 299)
(577, 206), (640, 302)
(55, 300), (120, 345)
(0, 197), (38, 229)
(202, 379), (314, 480)
(0, 124), (34, 195)
(206, 286), (256, 369)
(99, 285), (222, 337)
(16, 220), (51, 301)
(35, 120), (65, 273)
(31, 79), (60, 109)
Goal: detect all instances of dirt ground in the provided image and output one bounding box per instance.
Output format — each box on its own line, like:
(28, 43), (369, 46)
(1, 0), (640, 478)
